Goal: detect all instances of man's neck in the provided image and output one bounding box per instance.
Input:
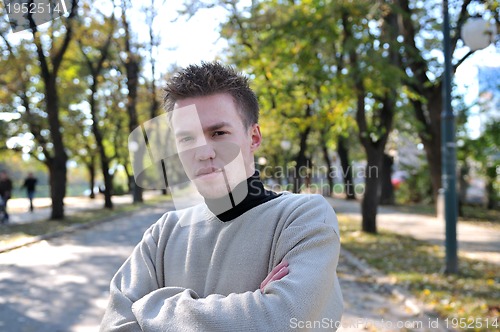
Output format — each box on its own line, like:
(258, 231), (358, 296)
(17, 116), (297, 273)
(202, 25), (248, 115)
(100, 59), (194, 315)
(204, 171), (280, 222)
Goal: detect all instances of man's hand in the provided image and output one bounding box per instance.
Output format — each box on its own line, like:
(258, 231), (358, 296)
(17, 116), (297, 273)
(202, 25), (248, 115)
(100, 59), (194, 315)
(260, 260), (289, 293)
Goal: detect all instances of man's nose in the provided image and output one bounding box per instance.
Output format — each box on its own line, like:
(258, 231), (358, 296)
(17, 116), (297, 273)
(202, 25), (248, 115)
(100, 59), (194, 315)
(195, 144), (216, 161)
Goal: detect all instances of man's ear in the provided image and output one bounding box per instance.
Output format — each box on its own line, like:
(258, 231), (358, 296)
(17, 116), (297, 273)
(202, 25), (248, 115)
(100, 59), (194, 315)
(249, 124), (262, 152)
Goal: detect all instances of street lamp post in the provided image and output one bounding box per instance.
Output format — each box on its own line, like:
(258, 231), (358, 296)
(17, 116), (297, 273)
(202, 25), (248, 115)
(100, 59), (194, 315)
(280, 140), (291, 188)
(442, 0), (458, 274)
(257, 157), (267, 178)
(442, 5), (496, 274)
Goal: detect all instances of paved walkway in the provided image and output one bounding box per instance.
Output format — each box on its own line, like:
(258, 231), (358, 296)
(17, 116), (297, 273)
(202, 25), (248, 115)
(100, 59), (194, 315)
(326, 197), (500, 266)
(3, 193), (161, 225)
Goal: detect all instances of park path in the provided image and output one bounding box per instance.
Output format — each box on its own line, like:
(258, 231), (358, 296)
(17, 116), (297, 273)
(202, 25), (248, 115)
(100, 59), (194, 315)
(326, 197), (500, 266)
(0, 204), (169, 332)
(3, 194), (157, 225)
(0, 196), (449, 331)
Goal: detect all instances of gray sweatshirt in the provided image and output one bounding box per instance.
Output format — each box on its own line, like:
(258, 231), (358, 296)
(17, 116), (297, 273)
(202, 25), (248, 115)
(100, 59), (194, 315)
(100, 192), (343, 331)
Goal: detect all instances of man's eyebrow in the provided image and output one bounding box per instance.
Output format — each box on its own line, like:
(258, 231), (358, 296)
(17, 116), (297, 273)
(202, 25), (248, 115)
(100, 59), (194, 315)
(205, 122), (232, 132)
(174, 122), (232, 137)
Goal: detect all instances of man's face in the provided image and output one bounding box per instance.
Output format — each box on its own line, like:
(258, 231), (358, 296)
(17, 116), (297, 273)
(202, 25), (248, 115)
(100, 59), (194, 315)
(171, 93), (261, 199)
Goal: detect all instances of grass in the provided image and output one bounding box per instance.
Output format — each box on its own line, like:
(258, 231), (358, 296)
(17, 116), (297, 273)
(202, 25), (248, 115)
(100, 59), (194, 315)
(460, 205), (500, 224)
(0, 195), (169, 250)
(339, 215), (499, 332)
(390, 203), (500, 225)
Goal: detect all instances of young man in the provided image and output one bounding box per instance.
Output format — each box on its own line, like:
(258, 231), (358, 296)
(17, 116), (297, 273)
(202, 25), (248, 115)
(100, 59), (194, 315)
(100, 62), (343, 331)
(22, 172), (38, 212)
(0, 170), (13, 224)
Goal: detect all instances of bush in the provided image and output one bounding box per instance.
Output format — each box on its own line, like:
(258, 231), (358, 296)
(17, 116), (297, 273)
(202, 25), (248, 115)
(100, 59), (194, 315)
(395, 163), (433, 205)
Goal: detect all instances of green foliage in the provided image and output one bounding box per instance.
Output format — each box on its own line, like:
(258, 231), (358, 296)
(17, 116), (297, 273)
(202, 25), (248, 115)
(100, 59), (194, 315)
(396, 162), (434, 205)
(457, 119), (500, 209)
(220, 0), (369, 169)
(113, 182), (128, 196)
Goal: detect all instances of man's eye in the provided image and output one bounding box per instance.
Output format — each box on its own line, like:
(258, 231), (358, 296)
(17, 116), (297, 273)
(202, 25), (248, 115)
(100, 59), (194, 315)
(213, 131), (228, 137)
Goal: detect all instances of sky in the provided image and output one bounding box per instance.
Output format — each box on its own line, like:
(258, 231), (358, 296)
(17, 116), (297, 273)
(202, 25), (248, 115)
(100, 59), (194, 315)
(455, 45), (500, 138)
(136, 1), (229, 73)
(6, 0), (229, 71)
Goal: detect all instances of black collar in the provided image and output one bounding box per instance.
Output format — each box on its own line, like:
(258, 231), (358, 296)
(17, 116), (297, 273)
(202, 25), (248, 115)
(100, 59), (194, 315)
(204, 171), (280, 222)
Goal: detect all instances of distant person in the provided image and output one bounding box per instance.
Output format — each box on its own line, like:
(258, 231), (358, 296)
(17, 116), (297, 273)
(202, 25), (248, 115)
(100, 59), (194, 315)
(0, 170), (13, 224)
(22, 172), (38, 212)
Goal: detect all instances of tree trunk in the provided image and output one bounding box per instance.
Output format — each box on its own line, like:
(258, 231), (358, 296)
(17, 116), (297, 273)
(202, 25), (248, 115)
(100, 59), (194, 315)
(78, 11), (115, 208)
(49, 155), (67, 220)
(362, 152), (382, 233)
(87, 84), (113, 209)
(414, 88), (442, 203)
(88, 161), (96, 199)
(101, 162), (113, 209)
(458, 163), (468, 216)
(46, 80), (67, 220)
(292, 104), (312, 193)
(321, 137), (334, 196)
(379, 153), (395, 205)
(293, 130), (310, 193)
(486, 166), (497, 210)
(122, 4), (143, 203)
(337, 136), (356, 200)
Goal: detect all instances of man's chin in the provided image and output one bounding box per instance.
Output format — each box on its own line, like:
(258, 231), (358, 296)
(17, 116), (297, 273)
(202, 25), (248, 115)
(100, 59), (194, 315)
(191, 168), (248, 199)
(195, 185), (229, 199)
(193, 176), (229, 199)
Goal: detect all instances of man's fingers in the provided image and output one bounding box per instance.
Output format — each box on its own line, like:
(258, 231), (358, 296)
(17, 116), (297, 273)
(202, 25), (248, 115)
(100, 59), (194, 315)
(260, 260), (288, 289)
(261, 261), (288, 286)
(272, 260), (288, 276)
(260, 260), (289, 293)
(271, 266), (289, 282)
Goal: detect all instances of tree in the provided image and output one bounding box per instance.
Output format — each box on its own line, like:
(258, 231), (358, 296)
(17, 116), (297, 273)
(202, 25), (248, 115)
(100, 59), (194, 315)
(337, 135), (357, 200)
(142, 0), (165, 120)
(220, 0), (356, 194)
(464, 121), (500, 209)
(142, 0), (170, 195)
(77, 5), (117, 208)
(0, 0), (80, 219)
(120, 0), (143, 203)
(379, 153), (395, 205)
(341, 1), (400, 233)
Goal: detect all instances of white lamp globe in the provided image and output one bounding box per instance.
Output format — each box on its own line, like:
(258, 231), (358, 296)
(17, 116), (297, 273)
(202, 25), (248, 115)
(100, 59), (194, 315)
(280, 140), (291, 151)
(461, 17), (496, 51)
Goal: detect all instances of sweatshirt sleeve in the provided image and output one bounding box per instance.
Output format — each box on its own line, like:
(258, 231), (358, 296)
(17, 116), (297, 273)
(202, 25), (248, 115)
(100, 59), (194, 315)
(100, 217), (166, 332)
(125, 195), (343, 332)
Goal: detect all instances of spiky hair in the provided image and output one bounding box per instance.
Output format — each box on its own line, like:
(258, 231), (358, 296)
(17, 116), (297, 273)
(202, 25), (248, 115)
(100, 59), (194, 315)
(163, 62), (259, 128)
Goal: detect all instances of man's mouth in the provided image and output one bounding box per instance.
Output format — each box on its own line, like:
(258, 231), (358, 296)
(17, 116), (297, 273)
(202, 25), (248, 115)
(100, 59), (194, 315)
(195, 167), (223, 178)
